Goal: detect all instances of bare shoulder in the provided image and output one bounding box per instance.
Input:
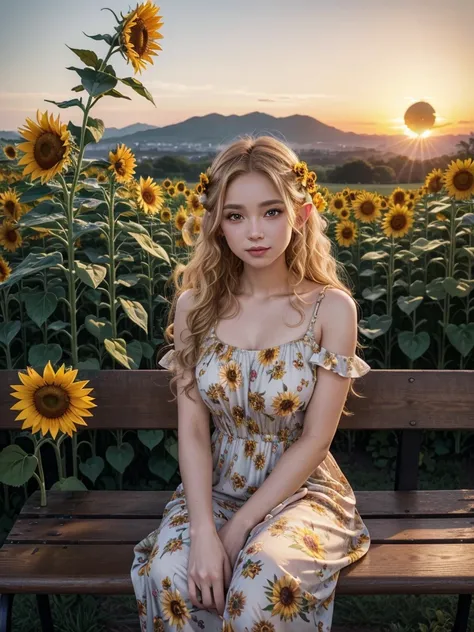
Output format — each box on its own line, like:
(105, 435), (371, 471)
(322, 286), (358, 327)
(174, 289), (197, 348)
(176, 288), (196, 313)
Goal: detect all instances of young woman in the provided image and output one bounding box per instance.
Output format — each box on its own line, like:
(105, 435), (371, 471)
(131, 135), (371, 631)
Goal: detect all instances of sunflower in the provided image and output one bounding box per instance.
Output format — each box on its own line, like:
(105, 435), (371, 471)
(167, 185), (176, 197)
(443, 158), (474, 200)
(3, 144), (17, 160)
(271, 390), (300, 416)
(121, 1), (164, 75)
(17, 110), (72, 184)
(312, 191), (327, 213)
(175, 180), (186, 193)
(135, 176), (164, 215)
(0, 255), (12, 283)
(380, 197), (388, 210)
(184, 187), (191, 197)
(352, 191), (382, 224)
(268, 574), (303, 621)
(389, 187), (408, 207)
(382, 204), (414, 239)
(181, 215), (201, 246)
(108, 144), (136, 183)
(329, 193), (348, 217)
(335, 220), (358, 247)
(9, 360), (96, 439)
(162, 178), (172, 189)
(0, 218), (22, 252)
(160, 207), (171, 222)
(339, 208), (351, 220)
(187, 192), (202, 214)
(0, 189), (23, 220)
(174, 205), (188, 231)
(291, 526), (325, 559)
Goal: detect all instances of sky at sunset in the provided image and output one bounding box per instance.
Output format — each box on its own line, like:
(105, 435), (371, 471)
(0, 0), (472, 137)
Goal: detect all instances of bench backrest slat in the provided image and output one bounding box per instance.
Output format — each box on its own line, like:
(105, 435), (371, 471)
(0, 370), (473, 430)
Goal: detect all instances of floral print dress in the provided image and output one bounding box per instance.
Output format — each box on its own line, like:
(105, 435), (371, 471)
(131, 284), (372, 632)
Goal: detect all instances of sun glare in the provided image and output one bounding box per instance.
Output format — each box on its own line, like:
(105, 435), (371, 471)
(404, 127), (432, 139)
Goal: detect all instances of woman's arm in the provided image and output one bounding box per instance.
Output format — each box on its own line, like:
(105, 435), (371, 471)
(174, 290), (215, 537)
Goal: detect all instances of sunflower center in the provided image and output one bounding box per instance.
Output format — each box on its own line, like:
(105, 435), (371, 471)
(130, 18), (149, 56)
(393, 192), (405, 205)
(5, 147), (16, 158)
(4, 200), (16, 214)
(114, 160), (127, 177)
(334, 199), (343, 210)
(280, 398), (295, 412)
(342, 227), (353, 239)
(34, 385), (70, 418)
(170, 600), (183, 616)
(280, 587), (295, 606)
(429, 176), (442, 193)
(142, 189), (155, 204)
(303, 534), (319, 552)
(360, 201), (375, 215)
(34, 132), (66, 170)
(453, 170), (473, 191)
(391, 214), (407, 231)
(6, 228), (17, 243)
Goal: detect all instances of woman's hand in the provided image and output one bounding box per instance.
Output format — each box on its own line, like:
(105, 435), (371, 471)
(217, 517), (252, 569)
(188, 529), (233, 616)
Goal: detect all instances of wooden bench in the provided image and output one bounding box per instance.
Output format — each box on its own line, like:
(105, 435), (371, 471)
(0, 368), (473, 632)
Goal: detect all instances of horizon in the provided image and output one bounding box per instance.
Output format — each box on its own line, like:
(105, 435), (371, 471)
(0, 0), (472, 138)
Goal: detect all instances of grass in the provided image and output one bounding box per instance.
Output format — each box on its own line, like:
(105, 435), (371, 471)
(9, 446), (473, 632)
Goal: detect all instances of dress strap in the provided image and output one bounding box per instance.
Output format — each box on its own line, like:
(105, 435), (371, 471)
(306, 284), (331, 336)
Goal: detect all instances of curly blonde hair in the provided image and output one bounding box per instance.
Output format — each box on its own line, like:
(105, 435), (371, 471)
(160, 134), (365, 414)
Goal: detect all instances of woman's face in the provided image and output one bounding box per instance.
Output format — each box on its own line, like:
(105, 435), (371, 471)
(219, 171), (310, 266)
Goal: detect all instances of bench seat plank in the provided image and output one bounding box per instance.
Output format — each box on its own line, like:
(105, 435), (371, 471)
(6, 517), (474, 545)
(0, 543), (473, 595)
(19, 489), (474, 519)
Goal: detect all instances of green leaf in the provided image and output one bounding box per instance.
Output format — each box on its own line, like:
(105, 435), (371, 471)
(51, 477), (88, 491)
(84, 315), (113, 342)
(460, 213), (474, 226)
(0, 445), (38, 487)
(425, 277), (446, 301)
(165, 435), (178, 461)
(443, 277), (472, 298)
(71, 84), (84, 92)
(24, 292), (58, 328)
(67, 117), (105, 146)
(446, 323), (474, 357)
(44, 98), (85, 111)
(410, 237), (445, 254)
(361, 286), (386, 301)
(361, 251), (389, 261)
(83, 32), (114, 45)
(28, 344), (63, 371)
(66, 46), (100, 69)
(106, 443), (134, 473)
(129, 232), (170, 263)
(19, 185), (55, 204)
(397, 295), (423, 315)
(104, 338), (143, 369)
(138, 430), (164, 450)
(116, 220), (149, 236)
(103, 88), (132, 100)
(79, 457), (105, 484)
(0, 321), (21, 346)
(117, 297), (148, 333)
(148, 453), (178, 482)
(409, 280), (425, 296)
(66, 67), (117, 97)
(75, 261), (107, 289)
(119, 77), (155, 105)
(398, 331), (430, 361)
(358, 314), (392, 340)
(17, 200), (65, 228)
(1, 252), (63, 288)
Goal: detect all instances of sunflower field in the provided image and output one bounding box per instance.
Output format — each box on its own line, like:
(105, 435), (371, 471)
(0, 1), (473, 520)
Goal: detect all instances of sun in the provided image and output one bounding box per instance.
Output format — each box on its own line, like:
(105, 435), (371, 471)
(404, 127), (432, 139)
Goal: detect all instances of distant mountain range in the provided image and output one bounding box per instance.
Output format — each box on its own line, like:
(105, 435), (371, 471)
(1, 112), (470, 157)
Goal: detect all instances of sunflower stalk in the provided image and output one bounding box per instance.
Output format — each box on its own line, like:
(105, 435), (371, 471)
(34, 445), (47, 507)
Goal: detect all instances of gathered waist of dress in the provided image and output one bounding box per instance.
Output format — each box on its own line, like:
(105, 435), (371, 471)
(211, 425), (302, 446)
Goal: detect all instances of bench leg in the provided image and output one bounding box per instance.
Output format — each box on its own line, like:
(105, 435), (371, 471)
(36, 594), (55, 632)
(0, 594), (14, 632)
(452, 593), (472, 632)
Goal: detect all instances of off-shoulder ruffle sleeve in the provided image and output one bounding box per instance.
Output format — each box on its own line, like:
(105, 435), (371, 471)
(157, 347), (176, 371)
(309, 345), (370, 378)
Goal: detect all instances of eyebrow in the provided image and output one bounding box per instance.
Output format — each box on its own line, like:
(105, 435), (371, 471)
(223, 199), (284, 210)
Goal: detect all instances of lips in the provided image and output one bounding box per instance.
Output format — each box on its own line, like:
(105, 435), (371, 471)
(247, 247), (270, 252)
